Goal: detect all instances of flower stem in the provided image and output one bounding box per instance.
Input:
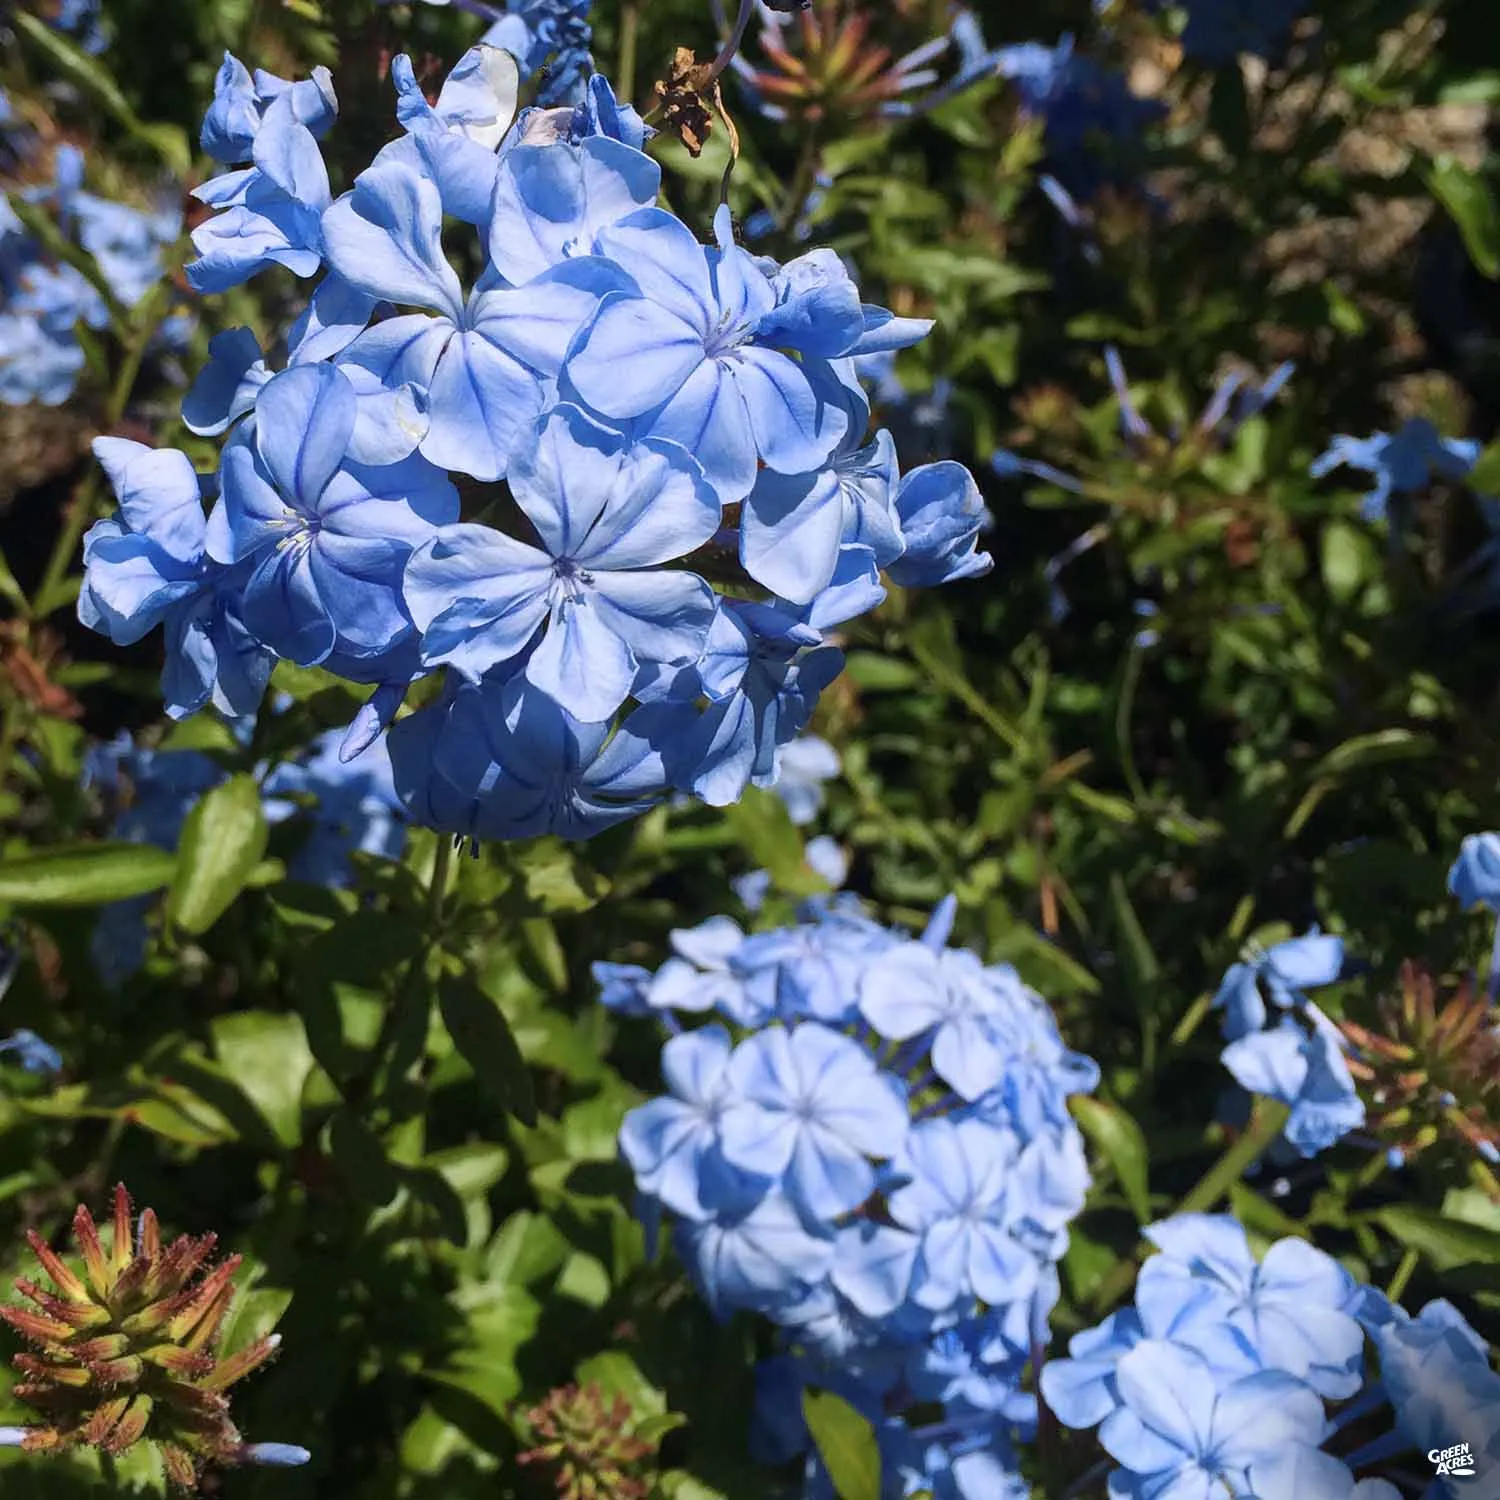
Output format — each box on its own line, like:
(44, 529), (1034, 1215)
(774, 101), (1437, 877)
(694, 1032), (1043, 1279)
(1088, 1099), (1289, 1311)
(703, 0), (755, 88)
(618, 1), (640, 104)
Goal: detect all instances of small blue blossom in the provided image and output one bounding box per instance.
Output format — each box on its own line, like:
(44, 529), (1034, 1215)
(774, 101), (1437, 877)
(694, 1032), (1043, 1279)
(0, 1029), (63, 1075)
(772, 734), (840, 825)
(1311, 418), (1485, 524)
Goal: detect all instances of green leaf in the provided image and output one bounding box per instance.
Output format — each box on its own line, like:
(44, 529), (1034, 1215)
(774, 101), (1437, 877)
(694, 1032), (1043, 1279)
(1321, 520), (1372, 602)
(1369, 1204), (1500, 1269)
(802, 1390), (880, 1500)
(574, 1351), (668, 1418)
(166, 775), (268, 935)
(1312, 729), (1435, 778)
(1108, 872), (1161, 986)
(1469, 440), (1500, 495)
(1071, 1096), (1152, 1224)
(0, 843), (176, 906)
(210, 1011), (314, 1148)
(329, 1107), (401, 1206)
(438, 974), (539, 1126)
(1425, 156), (1500, 279)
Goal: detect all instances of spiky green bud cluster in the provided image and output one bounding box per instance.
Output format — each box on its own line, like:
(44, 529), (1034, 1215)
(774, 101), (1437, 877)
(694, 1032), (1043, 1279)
(1, 1184), (296, 1488)
(515, 1382), (659, 1500)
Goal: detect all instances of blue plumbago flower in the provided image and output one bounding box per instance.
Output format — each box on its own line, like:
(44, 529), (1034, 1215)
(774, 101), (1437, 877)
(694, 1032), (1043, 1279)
(1448, 832), (1500, 912)
(1311, 418), (1485, 525)
(482, 0), (594, 107)
(1100, 1341), (1331, 1499)
(260, 726), (406, 885)
(79, 44), (990, 841)
(48, 0), (107, 53)
(996, 36), (1164, 200)
(1209, 926), (1362, 1157)
(187, 61), (336, 295)
(206, 364), (459, 676)
(403, 404), (719, 722)
(772, 734), (840, 825)
(1213, 927), (1345, 1040)
(79, 438), (275, 720)
(389, 47), (521, 224)
(564, 203), (927, 507)
(1042, 1212), (1500, 1498)
(1, 136), (178, 405)
(0, 1030), (63, 1075)
(200, 54), (338, 165)
(614, 894), (1096, 1491)
(387, 670), (666, 842)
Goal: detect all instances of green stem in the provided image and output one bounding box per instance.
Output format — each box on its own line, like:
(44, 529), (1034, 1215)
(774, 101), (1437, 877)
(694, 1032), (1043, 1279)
(356, 837), (455, 1108)
(6, 196), (129, 329)
(618, 1), (640, 106)
(1385, 1246), (1419, 1303)
(778, 131), (822, 235)
(1115, 639), (1148, 806)
(1170, 991), (1213, 1048)
(1090, 1099), (1290, 1310)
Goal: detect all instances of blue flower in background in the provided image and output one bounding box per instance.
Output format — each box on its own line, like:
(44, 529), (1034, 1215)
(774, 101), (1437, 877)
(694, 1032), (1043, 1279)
(1311, 418), (1484, 524)
(1221, 1008), (1365, 1158)
(614, 894), (1096, 1491)
(188, 69), (335, 294)
(1448, 832), (1500, 912)
(1213, 927), (1344, 1040)
(996, 35), (1163, 200)
(261, 727), (406, 885)
(772, 735), (840, 825)
(0, 1030), (63, 1075)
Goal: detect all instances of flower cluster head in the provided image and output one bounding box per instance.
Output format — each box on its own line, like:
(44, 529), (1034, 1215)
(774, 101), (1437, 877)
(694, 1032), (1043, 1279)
(0, 1185), (307, 1487)
(78, 37), (990, 846)
(1212, 926), (1365, 1159)
(722, 0), (1005, 129)
(0, 136), (179, 407)
(514, 1381), (660, 1500)
(609, 894), (1099, 1495)
(1043, 1210), (1499, 1499)
(1340, 962), (1500, 1184)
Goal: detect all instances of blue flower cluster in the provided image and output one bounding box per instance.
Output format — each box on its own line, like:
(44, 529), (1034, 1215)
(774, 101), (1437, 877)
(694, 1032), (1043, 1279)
(481, 0), (593, 106)
(608, 895), (1099, 1497)
(1042, 1210), (1497, 1499)
(84, 724), (405, 986)
(1212, 927), (1364, 1159)
(79, 39), (991, 845)
(0, 132), (179, 406)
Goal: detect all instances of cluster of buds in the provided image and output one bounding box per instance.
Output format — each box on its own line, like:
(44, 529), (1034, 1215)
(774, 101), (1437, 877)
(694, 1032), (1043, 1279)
(1341, 961), (1500, 1192)
(515, 1382), (659, 1500)
(0, 1185), (308, 1487)
(729, 0), (990, 129)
